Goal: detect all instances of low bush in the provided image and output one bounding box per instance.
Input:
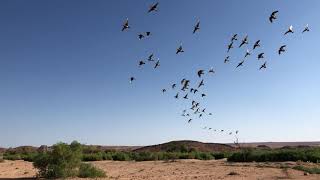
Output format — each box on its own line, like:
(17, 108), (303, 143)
(293, 165), (320, 174)
(78, 163), (106, 178)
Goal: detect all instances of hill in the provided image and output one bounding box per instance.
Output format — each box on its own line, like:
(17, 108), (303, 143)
(134, 140), (235, 152)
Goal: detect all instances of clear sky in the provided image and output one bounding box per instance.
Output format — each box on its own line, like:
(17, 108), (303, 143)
(0, 0), (319, 147)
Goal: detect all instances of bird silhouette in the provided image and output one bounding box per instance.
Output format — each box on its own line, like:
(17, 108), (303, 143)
(129, 77), (135, 83)
(253, 40), (261, 50)
(162, 89), (166, 93)
(138, 34), (144, 40)
(257, 53), (265, 60)
(244, 49), (251, 58)
(176, 44), (184, 54)
(284, 25), (294, 35)
(138, 60), (146, 67)
(236, 130), (239, 134)
(269, 11), (279, 23)
(148, 54), (154, 61)
(174, 93), (179, 99)
(198, 80), (204, 88)
(302, 24), (310, 33)
(183, 93), (188, 99)
(236, 60), (245, 68)
(224, 56), (230, 63)
(172, 84), (176, 89)
(202, 108), (206, 113)
(193, 20), (200, 34)
(208, 113), (212, 115)
(209, 68), (215, 73)
(227, 42), (234, 52)
(201, 93), (206, 97)
(122, 18), (130, 31)
(148, 2), (159, 13)
(193, 89), (198, 94)
(259, 61), (267, 70)
(278, 45), (286, 55)
(197, 70), (205, 78)
(154, 60), (160, 69)
(146, 32), (151, 36)
(188, 119), (192, 123)
(229, 132), (232, 135)
(231, 34), (238, 41)
(199, 114), (203, 118)
(239, 35), (248, 48)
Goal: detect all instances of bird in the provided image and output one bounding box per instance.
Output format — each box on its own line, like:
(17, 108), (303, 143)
(190, 88), (194, 93)
(199, 114), (203, 118)
(188, 119), (192, 123)
(197, 70), (205, 78)
(239, 35), (248, 48)
(227, 42), (234, 52)
(208, 113), (212, 115)
(154, 60), (160, 69)
(231, 34), (238, 41)
(183, 93), (188, 99)
(221, 130), (224, 132)
(253, 40), (261, 50)
(129, 77), (135, 83)
(181, 80), (190, 91)
(257, 53), (265, 60)
(229, 132), (232, 135)
(236, 60), (245, 68)
(201, 93), (206, 97)
(224, 56), (230, 63)
(302, 24), (310, 33)
(236, 130), (239, 134)
(208, 128), (212, 130)
(138, 60), (146, 67)
(269, 10), (279, 23)
(193, 20), (200, 34)
(278, 45), (286, 55)
(148, 2), (159, 13)
(172, 84), (176, 89)
(146, 32), (151, 36)
(198, 80), (204, 88)
(174, 93), (179, 99)
(122, 18), (130, 31)
(208, 68), (215, 73)
(138, 34), (145, 40)
(284, 25), (294, 35)
(259, 61), (267, 70)
(193, 89), (198, 94)
(181, 78), (186, 85)
(244, 49), (251, 58)
(162, 89), (166, 93)
(202, 108), (206, 113)
(176, 44), (184, 54)
(148, 54), (154, 61)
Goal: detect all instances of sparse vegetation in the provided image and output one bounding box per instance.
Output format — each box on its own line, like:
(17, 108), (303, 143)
(293, 165), (320, 174)
(78, 163), (106, 178)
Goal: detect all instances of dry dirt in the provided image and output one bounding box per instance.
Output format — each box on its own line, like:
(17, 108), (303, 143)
(0, 159), (320, 180)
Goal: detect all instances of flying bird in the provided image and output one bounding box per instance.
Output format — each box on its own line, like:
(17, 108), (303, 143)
(201, 93), (206, 97)
(138, 60), (146, 67)
(198, 80), (204, 88)
(227, 42), (234, 52)
(209, 68), (215, 73)
(199, 114), (203, 118)
(172, 84), (176, 89)
(224, 56), (230, 63)
(239, 35), (248, 48)
(148, 54), (154, 61)
(193, 89), (198, 94)
(129, 77), (135, 83)
(284, 25), (294, 35)
(259, 61), (267, 70)
(236, 60), (245, 68)
(208, 113), (212, 115)
(197, 70), (205, 78)
(202, 108), (206, 113)
(138, 34), (144, 40)
(257, 53), (264, 60)
(183, 93), (188, 99)
(253, 40), (261, 50)
(302, 24), (310, 33)
(122, 18), (130, 31)
(244, 49), (251, 58)
(174, 93), (179, 99)
(176, 44), (184, 54)
(162, 89), (166, 93)
(278, 45), (286, 55)
(193, 20), (200, 34)
(146, 32), (151, 36)
(269, 10), (279, 23)
(148, 2), (159, 13)
(188, 119), (192, 123)
(231, 34), (238, 41)
(154, 60), (160, 69)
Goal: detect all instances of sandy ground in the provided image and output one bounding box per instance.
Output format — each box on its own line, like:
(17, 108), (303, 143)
(0, 159), (320, 180)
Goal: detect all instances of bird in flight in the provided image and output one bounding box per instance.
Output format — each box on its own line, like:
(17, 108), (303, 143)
(224, 56), (230, 63)
(188, 119), (192, 123)
(302, 24), (310, 33)
(193, 20), (200, 34)
(253, 40), (261, 50)
(244, 49), (251, 58)
(284, 25), (294, 35)
(239, 35), (249, 48)
(183, 93), (188, 99)
(269, 10), (279, 23)
(231, 34), (238, 41)
(197, 70), (205, 78)
(227, 42), (234, 52)
(201, 93), (206, 97)
(198, 79), (204, 88)
(236, 60), (245, 68)
(138, 60), (146, 67)
(174, 93), (179, 99)
(257, 53), (264, 60)
(122, 18), (130, 31)
(129, 77), (135, 83)
(148, 54), (154, 61)
(278, 45), (286, 55)
(148, 2), (159, 13)
(176, 44), (184, 54)
(259, 61), (267, 70)
(138, 34), (144, 40)
(146, 32), (151, 36)
(208, 113), (212, 115)
(154, 60), (160, 69)
(172, 84), (176, 89)
(208, 68), (215, 73)
(162, 89), (166, 93)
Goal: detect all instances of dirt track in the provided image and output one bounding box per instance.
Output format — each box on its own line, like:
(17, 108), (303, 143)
(0, 159), (319, 180)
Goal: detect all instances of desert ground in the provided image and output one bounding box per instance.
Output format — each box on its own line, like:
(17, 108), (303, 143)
(0, 159), (319, 180)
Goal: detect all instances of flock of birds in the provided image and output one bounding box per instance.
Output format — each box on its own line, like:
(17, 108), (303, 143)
(122, 3), (310, 141)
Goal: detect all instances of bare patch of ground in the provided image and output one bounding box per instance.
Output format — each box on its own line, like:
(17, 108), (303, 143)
(1, 159), (319, 180)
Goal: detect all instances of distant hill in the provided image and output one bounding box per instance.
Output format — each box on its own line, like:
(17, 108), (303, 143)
(230, 141), (320, 148)
(134, 140), (235, 152)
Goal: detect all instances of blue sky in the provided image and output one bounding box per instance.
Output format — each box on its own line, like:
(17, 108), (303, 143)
(0, 0), (319, 147)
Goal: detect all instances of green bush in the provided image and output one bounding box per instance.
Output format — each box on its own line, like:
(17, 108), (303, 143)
(82, 152), (104, 161)
(33, 141), (82, 178)
(78, 163), (106, 178)
(112, 152), (130, 161)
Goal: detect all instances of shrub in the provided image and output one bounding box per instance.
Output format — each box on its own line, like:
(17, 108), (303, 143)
(112, 152), (130, 161)
(82, 152), (104, 161)
(293, 165), (320, 174)
(78, 163), (106, 178)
